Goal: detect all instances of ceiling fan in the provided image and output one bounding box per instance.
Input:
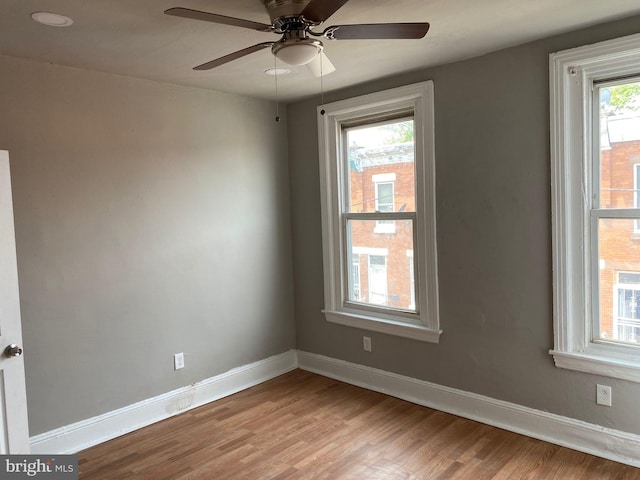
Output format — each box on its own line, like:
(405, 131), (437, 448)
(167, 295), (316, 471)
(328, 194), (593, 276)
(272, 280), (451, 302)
(165, 0), (430, 76)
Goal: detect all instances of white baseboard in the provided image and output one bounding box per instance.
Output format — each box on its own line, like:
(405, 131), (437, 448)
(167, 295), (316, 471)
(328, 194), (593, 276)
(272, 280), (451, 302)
(297, 351), (640, 468)
(30, 350), (298, 454)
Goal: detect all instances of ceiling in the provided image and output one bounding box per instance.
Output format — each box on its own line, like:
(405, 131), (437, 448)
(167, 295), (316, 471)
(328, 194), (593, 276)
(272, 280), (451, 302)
(1, 0), (640, 102)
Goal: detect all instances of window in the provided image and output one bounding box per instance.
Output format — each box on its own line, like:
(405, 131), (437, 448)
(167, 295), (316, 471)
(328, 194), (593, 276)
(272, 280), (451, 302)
(550, 32), (640, 382)
(318, 82), (440, 342)
(614, 272), (640, 344)
(373, 174), (396, 233)
(374, 181), (394, 213)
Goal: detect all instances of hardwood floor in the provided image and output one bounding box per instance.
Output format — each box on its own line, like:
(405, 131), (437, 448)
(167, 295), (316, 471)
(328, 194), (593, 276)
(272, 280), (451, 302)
(78, 369), (640, 479)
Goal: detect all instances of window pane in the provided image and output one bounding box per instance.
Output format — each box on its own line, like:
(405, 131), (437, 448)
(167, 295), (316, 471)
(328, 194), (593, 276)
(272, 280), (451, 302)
(619, 272), (640, 284)
(347, 219), (416, 312)
(598, 218), (640, 345)
(376, 182), (394, 212)
(346, 119), (415, 214)
(598, 81), (640, 209)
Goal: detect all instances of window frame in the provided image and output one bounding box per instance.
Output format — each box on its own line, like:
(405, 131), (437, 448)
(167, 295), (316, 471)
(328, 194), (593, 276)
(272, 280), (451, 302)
(550, 32), (640, 382)
(317, 81), (440, 343)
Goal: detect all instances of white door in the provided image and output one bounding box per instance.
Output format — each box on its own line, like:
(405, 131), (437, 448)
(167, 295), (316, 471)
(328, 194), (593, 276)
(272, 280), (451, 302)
(368, 255), (388, 306)
(0, 151), (30, 453)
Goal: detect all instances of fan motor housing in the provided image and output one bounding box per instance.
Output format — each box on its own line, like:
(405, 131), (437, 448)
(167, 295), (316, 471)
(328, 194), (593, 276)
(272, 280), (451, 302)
(263, 0), (311, 23)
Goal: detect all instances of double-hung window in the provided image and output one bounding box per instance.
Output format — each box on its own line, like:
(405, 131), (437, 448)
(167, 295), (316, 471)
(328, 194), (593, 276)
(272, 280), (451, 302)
(550, 33), (640, 382)
(317, 82), (440, 342)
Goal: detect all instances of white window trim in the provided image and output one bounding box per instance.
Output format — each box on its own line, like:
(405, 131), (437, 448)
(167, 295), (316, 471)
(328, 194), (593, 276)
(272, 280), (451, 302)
(407, 249), (415, 311)
(372, 173), (397, 183)
(352, 247), (388, 256)
(317, 81), (440, 343)
(550, 32), (640, 383)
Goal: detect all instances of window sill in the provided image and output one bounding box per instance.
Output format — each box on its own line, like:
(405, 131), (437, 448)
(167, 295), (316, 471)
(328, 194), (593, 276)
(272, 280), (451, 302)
(323, 309), (441, 343)
(550, 349), (640, 383)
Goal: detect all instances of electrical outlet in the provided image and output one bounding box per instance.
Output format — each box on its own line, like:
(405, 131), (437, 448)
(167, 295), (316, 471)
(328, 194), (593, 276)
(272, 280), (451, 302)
(174, 352), (185, 370)
(596, 384), (612, 406)
(363, 336), (372, 352)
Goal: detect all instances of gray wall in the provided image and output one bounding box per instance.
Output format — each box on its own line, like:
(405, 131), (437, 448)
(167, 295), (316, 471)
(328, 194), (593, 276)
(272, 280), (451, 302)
(288, 15), (640, 435)
(0, 55), (295, 435)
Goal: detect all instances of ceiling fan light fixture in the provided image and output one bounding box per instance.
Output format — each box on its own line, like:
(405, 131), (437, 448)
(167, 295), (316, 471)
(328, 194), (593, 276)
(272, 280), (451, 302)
(165, 1), (431, 73)
(272, 40), (322, 66)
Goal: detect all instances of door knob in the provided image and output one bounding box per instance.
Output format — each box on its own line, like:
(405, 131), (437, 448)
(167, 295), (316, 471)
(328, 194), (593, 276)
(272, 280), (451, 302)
(4, 344), (23, 358)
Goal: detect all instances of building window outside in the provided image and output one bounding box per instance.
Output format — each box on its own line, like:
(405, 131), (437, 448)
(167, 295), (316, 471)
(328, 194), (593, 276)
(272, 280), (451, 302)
(550, 32), (640, 382)
(614, 272), (640, 344)
(318, 82), (440, 342)
(374, 178), (396, 234)
(375, 181), (394, 213)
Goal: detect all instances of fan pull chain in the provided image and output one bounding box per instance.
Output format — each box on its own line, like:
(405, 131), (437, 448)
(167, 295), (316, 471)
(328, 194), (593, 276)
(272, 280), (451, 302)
(320, 52), (326, 116)
(274, 56), (280, 123)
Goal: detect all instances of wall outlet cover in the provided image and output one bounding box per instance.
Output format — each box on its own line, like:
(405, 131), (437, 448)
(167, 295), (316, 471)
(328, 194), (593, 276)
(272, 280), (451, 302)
(596, 384), (612, 407)
(174, 352), (185, 370)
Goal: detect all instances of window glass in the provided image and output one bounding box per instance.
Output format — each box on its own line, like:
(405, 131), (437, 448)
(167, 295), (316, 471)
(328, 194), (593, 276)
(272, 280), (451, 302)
(346, 119), (415, 214)
(597, 219), (640, 346)
(619, 272), (640, 284)
(347, 219), (416, 313)
(616, 282), (640, 344)
(595, 80), (640, 348)
(376, 182), (394, 212)
(368, 255), (388, 306)
(598, 81), (640, 210)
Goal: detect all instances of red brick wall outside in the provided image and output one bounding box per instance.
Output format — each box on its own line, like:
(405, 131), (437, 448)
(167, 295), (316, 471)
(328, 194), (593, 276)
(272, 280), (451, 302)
(349, 163), (416, 213)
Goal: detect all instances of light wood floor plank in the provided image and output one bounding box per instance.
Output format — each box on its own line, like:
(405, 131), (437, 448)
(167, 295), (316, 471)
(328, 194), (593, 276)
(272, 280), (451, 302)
(78, 369), (640, 479)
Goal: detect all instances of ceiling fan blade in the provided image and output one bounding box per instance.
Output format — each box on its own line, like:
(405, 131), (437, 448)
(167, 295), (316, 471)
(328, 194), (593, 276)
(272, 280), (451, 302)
(324, 23), (430, 40)
(300, 0), (350, 23)
(307, 51), (337, 77)
(165, 7), (272, 32)
(194, 43), (274, 70)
